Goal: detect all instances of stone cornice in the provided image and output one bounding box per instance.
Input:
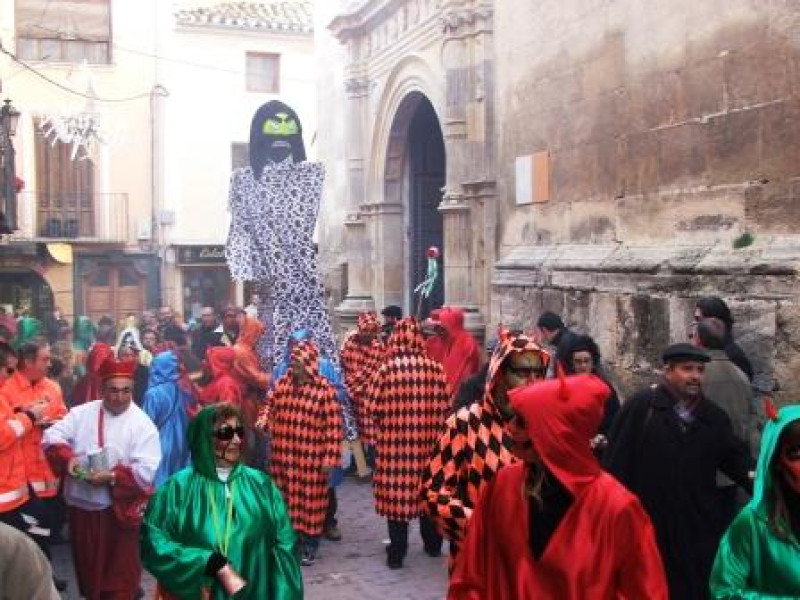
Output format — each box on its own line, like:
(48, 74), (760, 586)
(328, 0), (441, 61)
(441, 3), (493, 36)
(344, 77), (375, 97)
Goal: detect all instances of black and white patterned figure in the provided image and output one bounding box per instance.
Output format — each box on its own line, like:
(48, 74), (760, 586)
(226, 161), (337, 370)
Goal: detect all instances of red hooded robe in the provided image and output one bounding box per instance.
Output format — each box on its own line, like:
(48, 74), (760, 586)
(231, 317), (270, 427)
(449, 374), (668, 599)
(437, 306), (480, 396)
(72, 342), (115, 405)
(198, 347), (243, 408)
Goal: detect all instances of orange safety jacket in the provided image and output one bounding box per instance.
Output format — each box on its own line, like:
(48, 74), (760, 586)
(2, 372), (67, 498)
(0, 396), (32, 512)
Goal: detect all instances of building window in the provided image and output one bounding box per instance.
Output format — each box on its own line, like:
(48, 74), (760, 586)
(246, 52), (280, 93)
(34, 121), (95, 238)
(15, 0), (112, 64)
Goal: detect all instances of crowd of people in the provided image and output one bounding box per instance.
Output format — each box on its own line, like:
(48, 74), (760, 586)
(0, 295), (797, 599)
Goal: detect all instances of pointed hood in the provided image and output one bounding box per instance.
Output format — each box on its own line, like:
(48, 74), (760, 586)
(483, 328), (550, 412)
(206, 346), (235, 378)
(148, 350), (179, 387)
(387, 317), (426, 357)
(357, 312), (380, 335)
(750, 404), (800, 518)
(509, 373), (611, 496)
(187, 405), (242, 480)
(438, 306), (465, 338)
(237, 317), (264, 348)
(288, 339), (322, 380)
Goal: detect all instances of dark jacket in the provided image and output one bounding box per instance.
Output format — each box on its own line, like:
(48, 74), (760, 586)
(603, 383), (754, 600)
(190, 326), (222, 360)
(452, 363), (489, 413)
(724, 340), (754, 382)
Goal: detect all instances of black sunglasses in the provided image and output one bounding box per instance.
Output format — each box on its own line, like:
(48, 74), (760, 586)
(213, 425), (245, 441)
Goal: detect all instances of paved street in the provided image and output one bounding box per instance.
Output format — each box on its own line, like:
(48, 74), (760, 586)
(52, 477), (448, 599)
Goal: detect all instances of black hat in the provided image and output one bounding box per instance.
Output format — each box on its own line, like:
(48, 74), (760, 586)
(536, 311), (564, 331)
(381, 305), (403, 319)
(661, 343), (710, 364)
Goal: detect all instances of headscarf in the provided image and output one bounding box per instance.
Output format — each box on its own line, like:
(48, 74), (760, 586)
(187, 404), (244, 481)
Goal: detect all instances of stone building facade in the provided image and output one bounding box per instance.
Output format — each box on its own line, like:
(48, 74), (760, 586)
(318, 0), (800, 403)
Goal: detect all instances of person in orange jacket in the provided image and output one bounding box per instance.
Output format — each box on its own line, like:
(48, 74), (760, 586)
(0, 340), (68, 590)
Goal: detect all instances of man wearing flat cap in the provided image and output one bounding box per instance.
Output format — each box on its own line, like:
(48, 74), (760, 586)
(604, 343), (754, 600)
(42, 356), (161, 600)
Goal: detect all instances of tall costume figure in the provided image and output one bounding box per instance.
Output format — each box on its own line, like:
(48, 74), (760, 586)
(142, 351), (196, 487)
(226, 100), (337, 370)
(449, 373), (668, 599)
(710, 403), (800, 598)
(141, 404), (303, 600)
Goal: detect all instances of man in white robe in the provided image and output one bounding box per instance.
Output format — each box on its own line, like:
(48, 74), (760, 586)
(43, 357), (161, 600)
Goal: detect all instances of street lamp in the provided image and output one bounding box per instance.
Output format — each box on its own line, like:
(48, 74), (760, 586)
(0, 98), (21, 232)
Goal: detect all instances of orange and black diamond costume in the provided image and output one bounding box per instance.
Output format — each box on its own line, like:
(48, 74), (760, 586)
(340, 312), (386, 445)
(420, 328), (550, 557)
(260, 340), (342, 538)
(367, 318), (451, 521)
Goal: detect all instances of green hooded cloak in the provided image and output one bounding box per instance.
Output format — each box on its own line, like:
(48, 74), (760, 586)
(15, 316), (42, 347)
(710, 405), (800, 598)
(140, 405), (303, 599)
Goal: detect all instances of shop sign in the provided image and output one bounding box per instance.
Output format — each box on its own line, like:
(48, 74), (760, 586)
(176, 245), (227, 265)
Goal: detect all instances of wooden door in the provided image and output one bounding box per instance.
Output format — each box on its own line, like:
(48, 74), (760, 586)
(83, 262), (145, 323)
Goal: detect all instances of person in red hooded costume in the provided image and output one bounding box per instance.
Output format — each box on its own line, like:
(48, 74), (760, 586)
(198, 346), (243, 408)
(425, 307), (480, 397)
(448, 373), (667, 599)
(72, 342), (115, 406)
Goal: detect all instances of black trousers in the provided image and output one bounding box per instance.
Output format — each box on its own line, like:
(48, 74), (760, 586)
(324, 487), (338, 530)
(386, 515), (442, 560)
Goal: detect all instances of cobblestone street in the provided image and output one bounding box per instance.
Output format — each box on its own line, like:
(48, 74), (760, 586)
(52, 477), (448, 599)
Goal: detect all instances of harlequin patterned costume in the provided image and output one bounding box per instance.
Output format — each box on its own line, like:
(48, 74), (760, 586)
(226, 163), (338, 370)
(259, 340), (342, 537)
(367, 318), (450, 521)
(420, 328), (550, 556)
(340, 312), (386, 444)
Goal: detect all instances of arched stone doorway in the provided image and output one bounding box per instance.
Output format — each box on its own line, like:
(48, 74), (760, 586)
(383, 91), (445, 317)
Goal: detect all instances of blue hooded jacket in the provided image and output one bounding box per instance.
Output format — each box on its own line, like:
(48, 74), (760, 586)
(142, 351), (195, 487)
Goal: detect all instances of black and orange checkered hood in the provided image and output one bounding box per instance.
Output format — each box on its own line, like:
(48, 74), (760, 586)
(357, 311), (380, 335)
(288, 339), (322, 381)
(386, 317), (426, 357)
(484, 327), (550, 411)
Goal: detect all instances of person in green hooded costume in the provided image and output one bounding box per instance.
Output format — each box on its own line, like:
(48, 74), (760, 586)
(140, 404), (303, 599)
(710, 403), (800, 598)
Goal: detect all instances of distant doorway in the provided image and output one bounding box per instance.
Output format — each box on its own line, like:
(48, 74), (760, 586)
(405, 95), (445, 316)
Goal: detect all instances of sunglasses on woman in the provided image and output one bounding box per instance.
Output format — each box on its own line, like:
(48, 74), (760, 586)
(213, 425), (245, 441)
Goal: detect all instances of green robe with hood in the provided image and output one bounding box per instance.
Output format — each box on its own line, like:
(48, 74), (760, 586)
(140, 406), (303, 599)
(710, 405), (800, 598)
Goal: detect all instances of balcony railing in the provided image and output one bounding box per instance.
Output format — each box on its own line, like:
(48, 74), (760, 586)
(12, 191), (129, 243)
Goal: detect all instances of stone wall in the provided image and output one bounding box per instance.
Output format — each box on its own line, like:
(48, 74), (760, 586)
(490, 1), (800, 402)
(492, 242), (800, 404)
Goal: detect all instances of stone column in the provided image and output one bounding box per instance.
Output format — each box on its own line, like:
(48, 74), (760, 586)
(334, 65), (375, 335)
(437, 1), (495, 340)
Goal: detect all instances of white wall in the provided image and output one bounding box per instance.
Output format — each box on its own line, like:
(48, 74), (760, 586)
(159, 23), (317, 245)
